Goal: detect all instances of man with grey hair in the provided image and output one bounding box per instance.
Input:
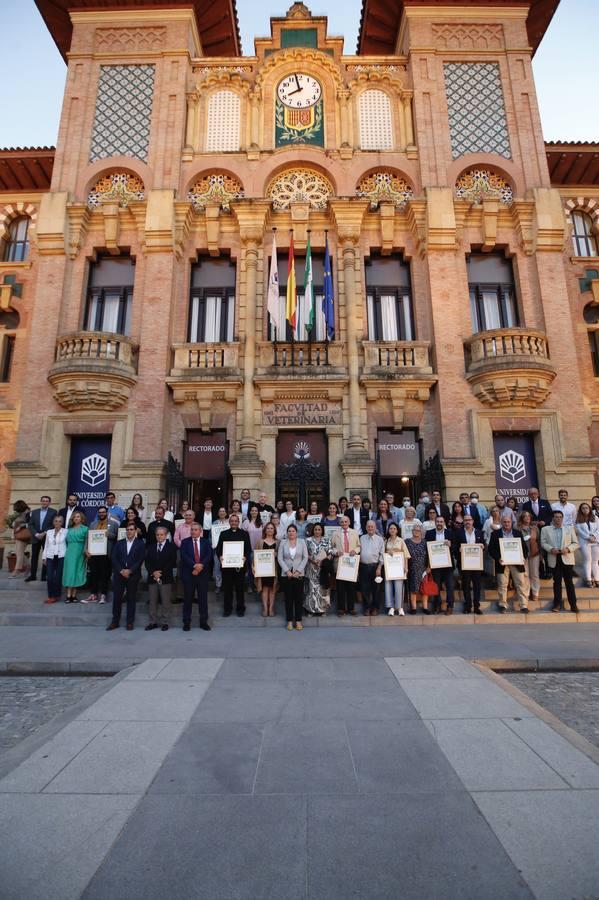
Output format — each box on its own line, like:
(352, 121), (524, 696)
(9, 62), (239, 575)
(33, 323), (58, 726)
(488, 513), (529, 613)
(359, 519), (384, 616)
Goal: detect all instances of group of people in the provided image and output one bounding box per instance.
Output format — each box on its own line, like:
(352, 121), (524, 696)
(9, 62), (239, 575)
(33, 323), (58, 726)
(7, 484), (594, 630)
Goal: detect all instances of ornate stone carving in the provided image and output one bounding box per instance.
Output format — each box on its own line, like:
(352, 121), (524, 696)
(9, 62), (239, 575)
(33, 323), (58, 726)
(464, 328), (556, 408)
(87, 172), (145, 209)
(357, 171), (413, 210)
(95, 27), (166, 53)
(433, 23), (503, 50)
(48, 332), (138, 411)
(267, 169), (333, 211)
(187, 173), (244, 212)
(455, 169), (513, 205)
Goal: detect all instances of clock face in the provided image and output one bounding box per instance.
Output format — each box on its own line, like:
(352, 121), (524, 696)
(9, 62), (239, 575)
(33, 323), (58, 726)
(277, 73), (322, 109)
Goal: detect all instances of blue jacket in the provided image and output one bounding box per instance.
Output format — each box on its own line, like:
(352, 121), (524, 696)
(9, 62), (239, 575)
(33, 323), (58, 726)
(180, 536), (212, 581)
(111, 537), (145, 577)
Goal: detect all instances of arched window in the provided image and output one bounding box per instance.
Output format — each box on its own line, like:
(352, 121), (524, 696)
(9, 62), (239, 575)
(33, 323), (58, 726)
(205, 91), (241, 152)
(2, 217), (30, 262)
(572, 211), (598, 257)
(358, 90), (393, 151)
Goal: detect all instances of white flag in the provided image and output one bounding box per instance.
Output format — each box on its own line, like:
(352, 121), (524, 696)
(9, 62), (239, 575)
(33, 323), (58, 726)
(267, 232), (279, 339)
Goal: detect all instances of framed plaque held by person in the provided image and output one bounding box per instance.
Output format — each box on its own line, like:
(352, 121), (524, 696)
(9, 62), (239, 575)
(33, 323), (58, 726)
(460, 544), (484, 572)
(174, 518), (184, 531)
(87, 530), (108, 556)
(307, 515), (322, 525)
(384, 552), (406, 581)
(222, 541), (245, 568)
(259, 510), (272, 526)
(499, 537), (524, 566)
(211, 522), (228, 549)
(324, 526), (341, 541)
(336, 553), (359, 582)
(401, 522), (416, 540)
(427, 541), (452, 569)
(117, 527), (127, 541)
(253, 549), (276, 578)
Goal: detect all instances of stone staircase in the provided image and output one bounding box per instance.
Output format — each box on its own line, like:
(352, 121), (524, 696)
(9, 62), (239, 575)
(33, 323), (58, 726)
(1, 571), (598, 627)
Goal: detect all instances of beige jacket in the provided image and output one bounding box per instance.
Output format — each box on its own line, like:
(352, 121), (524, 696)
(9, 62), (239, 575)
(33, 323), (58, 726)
(331, 528), (360, 570)
(540, 524), (579, 567)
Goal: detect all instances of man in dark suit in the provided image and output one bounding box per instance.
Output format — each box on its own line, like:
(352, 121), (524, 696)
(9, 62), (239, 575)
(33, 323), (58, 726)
(215, 513), (252, 617)
(26, 495), (57, 582)
(488, 513), (530, 613)
(58, 493), (85, 529)
(431, 491), (451, 523)
(146, 506), (175, 544)
(458, 492), (482, 530)
(107, 522), (145, 631)
(239, 489), (258, 522)
(348, 494), (370, 535)
(180, 522), (212, 631)
(425, 516), (455, 614)
(453, 515), (485, 614)
(144, 525), (177, 631)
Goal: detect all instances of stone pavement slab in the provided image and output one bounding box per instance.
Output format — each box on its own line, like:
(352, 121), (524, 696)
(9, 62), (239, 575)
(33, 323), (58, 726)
(504, 716), (599, 789)
(306, 793), (533, 900)
(82, 794), (307, 900)
(424, 718), (568, 791)
(396, 676), (535, 719)
(0, 794), (139, 900)
(77, 679), (211, 721)
(192, 678), (304, 723)
(473, 790), (599, 900)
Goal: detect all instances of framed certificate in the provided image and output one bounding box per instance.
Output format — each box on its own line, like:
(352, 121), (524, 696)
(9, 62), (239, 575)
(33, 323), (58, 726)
(336, 553), (359, 582)
(307, 514), (322, 525)
(259, 510), (272, 525)
(117, 527), (127, 541)
(324, 526), (341, 541)
(254, 548), (275, 578)
(211, 522), (228, 549)
(87, 530), (108, 556)
(401, 522), (416, 540)
(222, 541), (245, 568)
(174, 518), (185, 531)
(460, 543), (484, 572)
(384, 552), (406, 581)
(427, 540), (452, 569)
(499, 537), (524, 566)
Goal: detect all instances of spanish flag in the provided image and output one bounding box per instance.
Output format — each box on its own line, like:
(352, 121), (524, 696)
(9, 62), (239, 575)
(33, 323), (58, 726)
(286, 234), (297, 331)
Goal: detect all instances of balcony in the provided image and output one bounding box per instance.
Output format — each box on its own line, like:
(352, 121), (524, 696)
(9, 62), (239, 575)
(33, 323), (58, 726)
(360, 340), (437, 430)
(48, 331), (138, 411)
(463, 328), (556, 407)
(362, 341), (434, 377)
(167, 342), (242, 407)
(256, 341), (346, 377)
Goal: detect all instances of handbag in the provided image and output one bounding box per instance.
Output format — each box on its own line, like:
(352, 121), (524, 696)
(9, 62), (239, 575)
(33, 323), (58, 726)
(14, 526), (32, 543)
(420, 572), (438, 596)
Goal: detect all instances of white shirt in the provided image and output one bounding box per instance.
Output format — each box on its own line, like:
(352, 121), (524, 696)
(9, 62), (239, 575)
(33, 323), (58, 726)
(464, 528), (477, 545)
(126, 539), (135, 554)
(289, 545), (297, 559)
(351, 507), (363, 535)
(280, 511), (296, 529)
(43, 528), (67, 560)
(435, 529), (446, 540)
(64, 506), (75, 527)
(551, 501), (576, 527)
(39, 508), (49, 530)
(203, 512), (213, 530)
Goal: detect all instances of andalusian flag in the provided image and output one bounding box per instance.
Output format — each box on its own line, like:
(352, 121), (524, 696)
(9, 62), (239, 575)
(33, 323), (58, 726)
(304, 234), (315, 336)
(286, 234), (297, 331)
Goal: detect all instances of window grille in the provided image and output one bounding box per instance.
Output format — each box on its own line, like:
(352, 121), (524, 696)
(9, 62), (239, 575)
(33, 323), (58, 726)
(206, 91), (241, 152)
(359, 90), (393, 151)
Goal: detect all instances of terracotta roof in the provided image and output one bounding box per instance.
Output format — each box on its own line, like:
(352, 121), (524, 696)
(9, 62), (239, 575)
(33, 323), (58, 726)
(545, 143), (599, 186)
(35, 0), (241, 59)
(0, 147), (55, 192)
(358, 0), (560, 56)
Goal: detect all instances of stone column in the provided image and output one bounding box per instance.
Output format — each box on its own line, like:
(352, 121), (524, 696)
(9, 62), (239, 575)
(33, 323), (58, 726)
(338, 89), (351, 149)
(249, 89), (261, 151)
(240, 236), (259, 454)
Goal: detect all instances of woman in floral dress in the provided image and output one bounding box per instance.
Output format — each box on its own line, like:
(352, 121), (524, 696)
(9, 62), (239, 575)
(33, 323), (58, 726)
(304, 523), (332, 616)
(405, 524), (431, 615)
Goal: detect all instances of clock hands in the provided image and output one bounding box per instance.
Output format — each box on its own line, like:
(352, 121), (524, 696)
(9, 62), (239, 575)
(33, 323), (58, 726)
(294, 73), (301, 92)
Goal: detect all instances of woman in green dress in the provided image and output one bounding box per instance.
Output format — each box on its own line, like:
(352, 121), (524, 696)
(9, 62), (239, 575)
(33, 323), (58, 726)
(63, 511), (89, 602)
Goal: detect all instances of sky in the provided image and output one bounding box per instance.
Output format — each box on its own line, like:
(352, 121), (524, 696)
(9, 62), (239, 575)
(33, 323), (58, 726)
(0, 0), (597, 149)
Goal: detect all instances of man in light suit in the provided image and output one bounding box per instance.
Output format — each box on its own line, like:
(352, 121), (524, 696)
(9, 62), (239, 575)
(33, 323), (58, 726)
(180, 522), (212, 631)
(541, 509), (579, 612)
(107, 522), (145, 631)
(331, 515), (360, 616)
(26, 495), (57, 582)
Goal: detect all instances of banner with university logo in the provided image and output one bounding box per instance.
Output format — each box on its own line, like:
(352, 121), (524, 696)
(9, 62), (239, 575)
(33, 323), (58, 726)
(493, 434), (539, 502)
(67, 436), (112, 522)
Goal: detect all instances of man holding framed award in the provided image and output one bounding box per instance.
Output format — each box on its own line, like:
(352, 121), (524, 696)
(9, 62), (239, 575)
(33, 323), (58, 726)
(215, 513), (252, 617)
(330, 516), (360, 616)
(453, 515), (485, 614)
(425, 516), (455, 614)
(488, 513), (529, 613)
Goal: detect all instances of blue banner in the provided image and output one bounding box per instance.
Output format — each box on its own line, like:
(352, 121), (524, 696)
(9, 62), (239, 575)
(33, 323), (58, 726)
(493, 434), (539, 502)
(67, 436), (112, 523)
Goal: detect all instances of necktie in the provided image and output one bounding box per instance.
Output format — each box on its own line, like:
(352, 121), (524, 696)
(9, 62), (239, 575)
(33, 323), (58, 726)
(158, 543), (163, 553)
(193, 540), (200, 563)
(343, 531), (349, 553)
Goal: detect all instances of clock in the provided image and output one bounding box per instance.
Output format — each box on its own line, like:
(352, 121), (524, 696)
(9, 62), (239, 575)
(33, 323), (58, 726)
(277, 73), (322, 109)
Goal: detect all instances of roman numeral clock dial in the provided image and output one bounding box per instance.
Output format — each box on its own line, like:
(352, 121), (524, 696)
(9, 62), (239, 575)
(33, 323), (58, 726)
(277, 73), (322, 108)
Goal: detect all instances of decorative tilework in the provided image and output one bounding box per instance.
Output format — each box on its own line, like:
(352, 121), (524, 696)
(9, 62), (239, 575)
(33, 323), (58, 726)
(444, 63), (511, 160)
(87, 172), (145, 209)
(356, 171), (413, 210)
(267, 169), (333, 210)
(90, 65), (155, 163)
(187, 174), (244, 212)
(359, 90), (393, 151)
(205, 91), (241, 152)
(455, 168), (513, 204)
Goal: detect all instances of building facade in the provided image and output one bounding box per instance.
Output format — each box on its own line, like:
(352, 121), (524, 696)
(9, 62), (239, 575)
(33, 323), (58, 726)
(1, 0), (598, 518)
